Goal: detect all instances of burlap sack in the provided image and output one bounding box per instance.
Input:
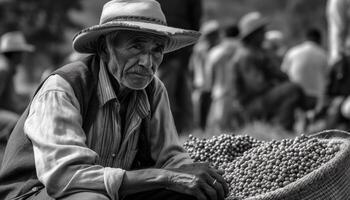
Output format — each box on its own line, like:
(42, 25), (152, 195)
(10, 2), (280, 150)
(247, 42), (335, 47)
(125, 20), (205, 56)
(227, 129), (350, 200)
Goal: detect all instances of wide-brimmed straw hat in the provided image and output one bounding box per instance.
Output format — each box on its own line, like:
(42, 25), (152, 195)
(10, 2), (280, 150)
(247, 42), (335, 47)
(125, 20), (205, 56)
(0, 31), (34, 53)
(239, 12), (268, 39)
(73, 0), (201, 54)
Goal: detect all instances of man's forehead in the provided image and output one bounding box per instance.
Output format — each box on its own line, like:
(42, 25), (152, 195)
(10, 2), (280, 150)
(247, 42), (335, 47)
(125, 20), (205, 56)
(114, 30), (168, 44)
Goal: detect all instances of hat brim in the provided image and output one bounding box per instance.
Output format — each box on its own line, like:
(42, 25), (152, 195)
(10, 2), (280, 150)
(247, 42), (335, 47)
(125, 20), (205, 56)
(73, 21), (201, 54)
(240, 19), (268, 40)
(1, 45), (35, 53)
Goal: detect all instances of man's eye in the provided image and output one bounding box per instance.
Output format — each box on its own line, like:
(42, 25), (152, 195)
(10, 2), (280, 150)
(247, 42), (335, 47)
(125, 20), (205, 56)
(131, 44), (142, 50)
(153, 46), (164, 54)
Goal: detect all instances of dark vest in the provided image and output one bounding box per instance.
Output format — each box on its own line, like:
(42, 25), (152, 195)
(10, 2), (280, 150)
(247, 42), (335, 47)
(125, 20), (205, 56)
(0, 55), (155, 200)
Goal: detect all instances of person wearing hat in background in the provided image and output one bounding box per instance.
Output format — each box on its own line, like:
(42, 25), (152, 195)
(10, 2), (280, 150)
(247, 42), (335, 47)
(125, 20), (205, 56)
(325, 0), (350, 131)
(190, 20), (222, 132)
(0, 31), (34, 166)
(0, 0), (228, 200)
(229, 12), (305, 132)
(205, 23), (243, 134)
(281, 28), (328, 131)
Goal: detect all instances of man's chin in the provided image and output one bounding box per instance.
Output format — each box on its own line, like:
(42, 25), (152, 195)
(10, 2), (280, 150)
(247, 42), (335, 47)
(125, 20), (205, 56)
(123, 79), (152, 90)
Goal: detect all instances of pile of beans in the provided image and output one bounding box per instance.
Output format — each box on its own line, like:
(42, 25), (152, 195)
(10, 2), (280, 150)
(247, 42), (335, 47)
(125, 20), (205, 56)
(183, 134), (262, 168)
(184, 134), (341, 199)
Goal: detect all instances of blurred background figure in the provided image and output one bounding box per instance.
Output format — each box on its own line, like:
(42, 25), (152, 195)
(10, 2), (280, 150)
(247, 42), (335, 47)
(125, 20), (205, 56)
(264, 30), (287, 66)
(323, 0), (350, 131)
(281, 28), (328, 132)
(231, 12), (304, 132)
(0, 31), (34, 165)
(156, 0), (202, 135)
(281, 28), (328, 115)
(205, 22), (243, 134)
(191, 20), (222, 132)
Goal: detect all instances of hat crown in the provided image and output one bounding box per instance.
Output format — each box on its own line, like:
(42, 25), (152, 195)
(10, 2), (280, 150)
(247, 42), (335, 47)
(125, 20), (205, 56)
(73, 0), (200, 54)
(239, 12), (267, 38)
(0, 31), (34, 53)
(100, 0), (166, 25)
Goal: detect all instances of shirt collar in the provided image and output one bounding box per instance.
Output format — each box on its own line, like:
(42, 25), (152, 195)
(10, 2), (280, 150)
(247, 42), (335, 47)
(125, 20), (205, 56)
(134, 89), (151, 119)
(97, 60), (117, 106)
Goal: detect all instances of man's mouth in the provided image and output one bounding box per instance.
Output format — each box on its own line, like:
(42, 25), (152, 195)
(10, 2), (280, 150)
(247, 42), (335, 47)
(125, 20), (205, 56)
(127, 68), (153, 76)
(127, 71), (152, 77)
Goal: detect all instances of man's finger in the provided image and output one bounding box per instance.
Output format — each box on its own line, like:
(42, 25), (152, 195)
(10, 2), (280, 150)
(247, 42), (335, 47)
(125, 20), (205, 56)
(202, 171), (225, 200)
(192, 187), (207, 200)
(207, 169), (229, 196)
(216, 177), (229, 197)
(195, 162), (210, 168)
(201, 183), (217, 200)
(211, 178), (226, 200)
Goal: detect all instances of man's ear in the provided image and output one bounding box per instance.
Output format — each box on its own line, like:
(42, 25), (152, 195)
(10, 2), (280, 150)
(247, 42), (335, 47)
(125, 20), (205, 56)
(100, 49), (109, 62)
(97, 36), (109, 62)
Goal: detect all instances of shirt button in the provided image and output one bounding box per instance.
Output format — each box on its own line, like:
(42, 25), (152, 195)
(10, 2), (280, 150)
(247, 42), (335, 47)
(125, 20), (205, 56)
(112, 153), (116, 158)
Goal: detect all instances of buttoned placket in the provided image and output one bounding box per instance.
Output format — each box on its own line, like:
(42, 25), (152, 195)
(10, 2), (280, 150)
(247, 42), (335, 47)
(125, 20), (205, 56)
(111, 100), (121, 164)
(115, 91), (147, 169)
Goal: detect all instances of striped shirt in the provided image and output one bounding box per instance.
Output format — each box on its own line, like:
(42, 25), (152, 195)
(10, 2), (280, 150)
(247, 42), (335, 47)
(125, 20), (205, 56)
(24, 61), (192, 200)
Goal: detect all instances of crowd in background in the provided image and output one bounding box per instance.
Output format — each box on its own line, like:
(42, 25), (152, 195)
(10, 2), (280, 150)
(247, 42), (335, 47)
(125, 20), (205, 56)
(159, 0), (350, 136)
(1, 0), (350, 154)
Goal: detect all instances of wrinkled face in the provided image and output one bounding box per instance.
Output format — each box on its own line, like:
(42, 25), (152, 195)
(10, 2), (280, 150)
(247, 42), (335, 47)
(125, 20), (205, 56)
(105, 30), (167, 90)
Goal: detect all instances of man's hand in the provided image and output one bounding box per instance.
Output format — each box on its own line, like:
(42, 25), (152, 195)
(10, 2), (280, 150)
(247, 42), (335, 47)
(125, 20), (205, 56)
(165, 162), (229, 200)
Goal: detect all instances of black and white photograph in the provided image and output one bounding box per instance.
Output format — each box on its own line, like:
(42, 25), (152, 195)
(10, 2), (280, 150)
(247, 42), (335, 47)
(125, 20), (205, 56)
(0, 0), (349, 199)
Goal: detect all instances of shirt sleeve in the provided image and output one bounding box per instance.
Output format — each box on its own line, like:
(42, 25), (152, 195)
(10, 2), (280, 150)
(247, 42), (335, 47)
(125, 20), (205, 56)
(327, 0), (348, 64)
(24, 75), (125, 200)
(148, 77), (193, 168)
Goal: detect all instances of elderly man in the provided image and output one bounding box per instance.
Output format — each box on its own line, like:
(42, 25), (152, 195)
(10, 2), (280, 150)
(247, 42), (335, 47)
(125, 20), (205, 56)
(0, 0), (228, 200)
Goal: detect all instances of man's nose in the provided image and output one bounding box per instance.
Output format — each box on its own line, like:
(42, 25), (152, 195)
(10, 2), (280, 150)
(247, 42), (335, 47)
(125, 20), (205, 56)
(138, 52), (152, 68)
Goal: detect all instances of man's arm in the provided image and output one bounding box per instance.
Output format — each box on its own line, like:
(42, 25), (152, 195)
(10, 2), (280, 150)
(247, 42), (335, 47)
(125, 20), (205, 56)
(145, 77), (192, 168)
(24, 75), (124, 200)
(120, 77), (228, 199)
(25, 75), (228, 200)
(120, 163), (229, 200)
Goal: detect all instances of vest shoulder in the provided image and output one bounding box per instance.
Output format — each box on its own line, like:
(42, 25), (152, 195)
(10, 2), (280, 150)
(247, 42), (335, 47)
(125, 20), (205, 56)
(55, 55), (96, 77)
(148, 76), (166, 94)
